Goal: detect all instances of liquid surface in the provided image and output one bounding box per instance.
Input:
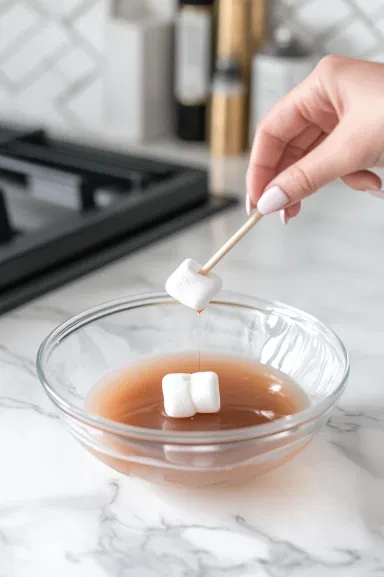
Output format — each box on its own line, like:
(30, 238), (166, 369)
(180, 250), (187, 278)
(87, 353), (309, 432)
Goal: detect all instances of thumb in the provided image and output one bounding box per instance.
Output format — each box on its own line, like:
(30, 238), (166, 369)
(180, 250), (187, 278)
(257, 122), (366, 215)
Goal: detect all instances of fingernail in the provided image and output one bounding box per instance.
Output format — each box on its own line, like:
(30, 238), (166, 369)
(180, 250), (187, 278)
(246, 193), (251, 215)
(365, 188), (384, 200)
(257, 186), (290, 215)
(246, 194), (255, 215)
(280, 209), (289, 225)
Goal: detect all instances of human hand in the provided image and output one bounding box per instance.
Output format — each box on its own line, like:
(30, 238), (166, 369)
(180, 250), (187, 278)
(247, 56), (384, 223)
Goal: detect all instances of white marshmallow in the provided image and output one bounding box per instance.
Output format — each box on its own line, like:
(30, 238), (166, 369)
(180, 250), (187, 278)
(162, 373), (196, 418)
(191, 371), (221, 414)
(165, 258), (222, 311)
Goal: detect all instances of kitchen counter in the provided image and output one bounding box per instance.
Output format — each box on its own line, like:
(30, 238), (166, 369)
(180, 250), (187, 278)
(1, 143), (384, 576)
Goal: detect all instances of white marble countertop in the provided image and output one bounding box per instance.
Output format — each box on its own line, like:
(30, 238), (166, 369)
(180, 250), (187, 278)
(1, 140), (384, 576)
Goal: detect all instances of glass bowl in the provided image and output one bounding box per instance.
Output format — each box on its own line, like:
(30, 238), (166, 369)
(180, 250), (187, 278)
(36, 292), (349, 487)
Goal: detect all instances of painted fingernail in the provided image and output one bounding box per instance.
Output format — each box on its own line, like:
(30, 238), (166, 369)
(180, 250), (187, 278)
(365, 189), (384, 200)
(280, 209), (289, 225)
(257, 186), (290, 215)
(246, 194), (255, 215)
(246, 194), (251, 215)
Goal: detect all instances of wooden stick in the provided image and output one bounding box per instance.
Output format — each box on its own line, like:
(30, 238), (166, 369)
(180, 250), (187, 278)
(200, 210), (263, 275)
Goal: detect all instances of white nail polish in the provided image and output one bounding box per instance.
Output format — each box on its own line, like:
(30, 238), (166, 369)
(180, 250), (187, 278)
(365, 189), (384, 200)
(246, 194), (256, 215)
(280, 209), (288, 225)
(257, 186), (289, 215)
(246, 194), (251, 215)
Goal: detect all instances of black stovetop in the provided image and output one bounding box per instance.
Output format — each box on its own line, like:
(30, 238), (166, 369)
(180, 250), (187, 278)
(0, 125), (236, 315)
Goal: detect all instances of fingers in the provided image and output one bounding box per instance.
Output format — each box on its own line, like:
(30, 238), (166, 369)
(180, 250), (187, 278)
(256, 121), (368, 215)
(246, 62), (333, 209)
(273, 131), (323, 224)
(246, 126), (324, 214)
(280, 202), (301, 225)
(341, 170), (382, 192)
(252, 170), (383, 224)
(246, 55), (384, 219)
(247, 91), (312, 208)
(276, 171), (383, 225)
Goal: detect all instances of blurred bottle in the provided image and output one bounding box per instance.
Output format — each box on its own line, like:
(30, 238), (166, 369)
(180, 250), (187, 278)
(251, 0), (267, 53)
(210, 57), (246, 156)
(174, 0), (214, 142)
(250, 25), (315, 141)
(216, 0), (252, 148)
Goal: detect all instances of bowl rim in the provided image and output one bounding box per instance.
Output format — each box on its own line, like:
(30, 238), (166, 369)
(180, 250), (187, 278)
(36, 291), (350, 445)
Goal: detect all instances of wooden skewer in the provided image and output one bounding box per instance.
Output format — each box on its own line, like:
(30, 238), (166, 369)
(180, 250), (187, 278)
(199, 210), (263, 275)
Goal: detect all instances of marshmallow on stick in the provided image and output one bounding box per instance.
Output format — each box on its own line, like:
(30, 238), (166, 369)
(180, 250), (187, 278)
(165, 258), (222, 311)
(165, 211), (263, 311)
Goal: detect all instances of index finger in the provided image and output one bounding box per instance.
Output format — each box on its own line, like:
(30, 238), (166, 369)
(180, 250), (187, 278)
(247, 84), (312, 204)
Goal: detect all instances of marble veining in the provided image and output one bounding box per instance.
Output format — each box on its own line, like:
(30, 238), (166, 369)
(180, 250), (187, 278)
(1, 154), (384, 576)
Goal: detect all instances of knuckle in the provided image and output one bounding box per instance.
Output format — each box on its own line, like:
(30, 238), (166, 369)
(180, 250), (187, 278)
(315, 54), (345, 77)
(257, 118), (272, 138)
(287, 163), (316, 195)
(246, 166), (255, 188)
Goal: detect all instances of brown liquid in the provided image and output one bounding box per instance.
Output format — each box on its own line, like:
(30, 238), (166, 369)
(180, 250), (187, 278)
(87, 353), (309, 431)
(85, 353), (310, 486)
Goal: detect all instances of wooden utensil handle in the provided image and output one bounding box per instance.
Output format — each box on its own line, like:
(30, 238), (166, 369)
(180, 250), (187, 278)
(200, 210), (263, 275)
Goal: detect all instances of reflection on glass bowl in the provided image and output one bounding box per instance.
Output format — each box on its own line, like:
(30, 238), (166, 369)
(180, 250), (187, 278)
(36, 292), (349, 487)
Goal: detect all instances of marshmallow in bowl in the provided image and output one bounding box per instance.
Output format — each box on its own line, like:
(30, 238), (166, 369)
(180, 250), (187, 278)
(162, 371), (221, 418)
(165, 258), (222, 311)
(162, 373), (196, 418)
(191, 372), (220, 414)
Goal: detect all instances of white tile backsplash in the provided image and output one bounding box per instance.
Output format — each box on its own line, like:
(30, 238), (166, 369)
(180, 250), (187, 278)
(352, 0), (383, 17)
(0, 0), (107, 131)
(72, 0), (107, 53)
(55, 47), (95, 84)
(371, 50), (384, 63)
(376, 18), (384, 37)
(8, 67), (68, 128)
(295, 0), (351, 35)
(2, 22), (70, 83)
(65, 75), (104, 127)
(0, 1), (39, 57)
(34, 0), (85, 17)
(325, 19), (377, 57)
(0, 0), (382, 136)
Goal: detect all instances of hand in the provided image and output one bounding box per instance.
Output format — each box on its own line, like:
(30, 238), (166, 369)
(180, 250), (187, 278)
(247, 56), (384, 223)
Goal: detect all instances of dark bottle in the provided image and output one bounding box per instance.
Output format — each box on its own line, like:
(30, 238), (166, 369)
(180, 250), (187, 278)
(174, 0), (214, 142)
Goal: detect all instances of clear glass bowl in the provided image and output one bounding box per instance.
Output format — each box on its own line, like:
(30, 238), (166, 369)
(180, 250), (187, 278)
(36, 292), (349, 487)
